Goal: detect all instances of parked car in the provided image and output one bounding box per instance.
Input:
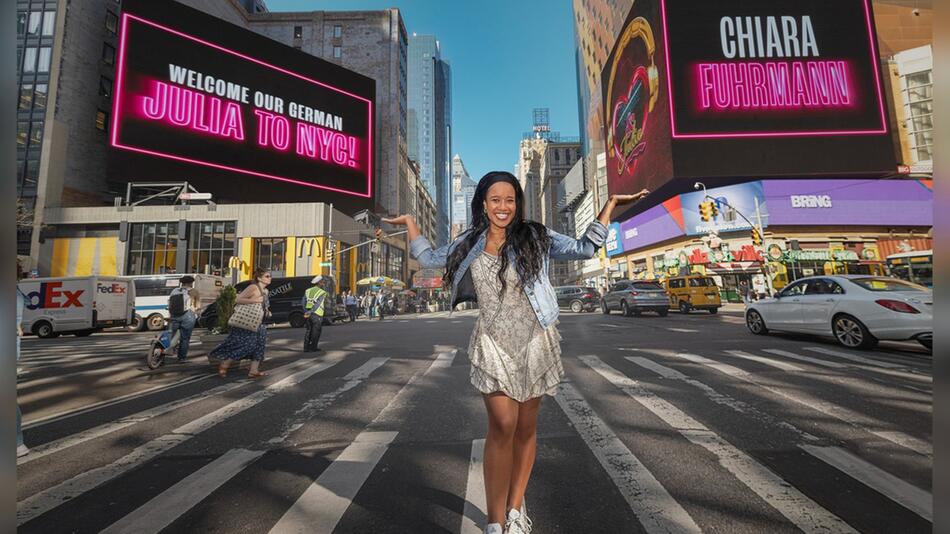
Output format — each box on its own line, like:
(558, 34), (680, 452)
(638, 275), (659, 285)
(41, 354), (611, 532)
(664, 275), (722, 314)
(555, 286), (599, 312)
(18, 276), (135, 338)
(745, 275), (932, 350)
(601, 280), (669, 316)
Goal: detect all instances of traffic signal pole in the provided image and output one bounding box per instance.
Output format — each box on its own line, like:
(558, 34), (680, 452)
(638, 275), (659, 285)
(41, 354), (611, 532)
(694, 182), (773, 295)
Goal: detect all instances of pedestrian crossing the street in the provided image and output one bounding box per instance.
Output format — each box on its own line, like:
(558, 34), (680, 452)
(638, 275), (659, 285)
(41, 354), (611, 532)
(17, 339), (932, 533)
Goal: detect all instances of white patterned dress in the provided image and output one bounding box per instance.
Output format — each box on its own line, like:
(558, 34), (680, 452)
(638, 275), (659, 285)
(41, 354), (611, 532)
(468, 251), (563, 402)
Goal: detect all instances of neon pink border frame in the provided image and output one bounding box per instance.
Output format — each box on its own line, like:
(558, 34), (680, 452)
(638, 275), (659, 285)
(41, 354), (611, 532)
(110, 13), (373, 198)
(659, 0), (888, 139)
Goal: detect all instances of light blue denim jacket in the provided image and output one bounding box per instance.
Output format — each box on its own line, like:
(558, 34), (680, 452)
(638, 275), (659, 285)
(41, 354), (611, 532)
(409, 220), (609, 328)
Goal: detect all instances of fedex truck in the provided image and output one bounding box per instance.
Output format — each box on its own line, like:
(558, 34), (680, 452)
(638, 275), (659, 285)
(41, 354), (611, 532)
(18, 276), (136, 338)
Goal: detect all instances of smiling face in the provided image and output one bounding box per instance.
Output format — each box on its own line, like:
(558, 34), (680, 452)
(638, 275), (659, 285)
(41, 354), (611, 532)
(483, 181), (517, 230)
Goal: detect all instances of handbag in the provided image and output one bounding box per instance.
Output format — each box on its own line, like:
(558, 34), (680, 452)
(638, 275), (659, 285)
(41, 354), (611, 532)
(228, 302), (264, 331)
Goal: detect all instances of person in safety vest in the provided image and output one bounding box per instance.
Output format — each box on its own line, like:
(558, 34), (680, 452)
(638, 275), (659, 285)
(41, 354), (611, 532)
(303, 276), (328, 352)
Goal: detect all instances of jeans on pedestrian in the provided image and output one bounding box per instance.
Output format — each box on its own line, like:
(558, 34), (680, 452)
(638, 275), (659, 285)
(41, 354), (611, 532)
(169, 310), (196, 360)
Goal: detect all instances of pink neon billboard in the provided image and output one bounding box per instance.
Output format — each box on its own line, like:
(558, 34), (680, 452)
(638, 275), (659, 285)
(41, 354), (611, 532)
(660, 0), (888, 139)
(110, 10), (375, 199)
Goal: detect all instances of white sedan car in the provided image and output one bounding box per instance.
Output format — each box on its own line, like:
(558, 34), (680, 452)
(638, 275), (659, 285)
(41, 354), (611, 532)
(745, 275), (932, 350)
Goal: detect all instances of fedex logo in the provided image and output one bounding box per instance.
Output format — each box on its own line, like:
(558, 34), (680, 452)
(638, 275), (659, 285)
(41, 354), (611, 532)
(25, 282), (85, 310)
(98, 283), (127, 294)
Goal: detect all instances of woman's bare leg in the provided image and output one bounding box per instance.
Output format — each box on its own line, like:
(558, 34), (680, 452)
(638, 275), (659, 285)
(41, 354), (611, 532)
(483, 393), (519, 526)
(249, 360), (261, 374)
(507, 396), (542, 513)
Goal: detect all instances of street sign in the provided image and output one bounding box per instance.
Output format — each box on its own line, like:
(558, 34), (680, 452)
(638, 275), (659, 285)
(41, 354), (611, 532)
(179, 192), (212, 200)
(320, 262), (332, 267)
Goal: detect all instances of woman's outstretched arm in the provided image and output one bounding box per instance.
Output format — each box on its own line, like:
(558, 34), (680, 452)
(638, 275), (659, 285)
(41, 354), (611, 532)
(382, 215), (451, 269)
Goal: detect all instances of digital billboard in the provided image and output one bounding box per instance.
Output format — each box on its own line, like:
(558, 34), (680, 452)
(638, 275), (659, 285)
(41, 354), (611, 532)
(601, 0), (675, 210)
(111, 0), (376, 211)
(662, 0), (886, 138)
(602, 0), (897, 217)
(680, 181), (767, 236)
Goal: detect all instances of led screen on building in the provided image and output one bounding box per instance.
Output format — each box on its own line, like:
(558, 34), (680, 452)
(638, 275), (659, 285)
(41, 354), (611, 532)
(111, 0), (375, 210)
(602, 0), (897, 218)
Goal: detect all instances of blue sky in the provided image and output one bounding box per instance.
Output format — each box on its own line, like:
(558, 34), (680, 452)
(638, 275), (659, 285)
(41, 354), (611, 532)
(266, 0), (580, 181)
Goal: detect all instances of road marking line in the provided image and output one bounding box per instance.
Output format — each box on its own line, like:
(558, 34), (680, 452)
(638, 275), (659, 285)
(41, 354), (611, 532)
(269, 431), (398, 534)
(599, 323), (621, 328)
(801, 445), (932, 521)
(267, 358), (389, 446)
(16, 356), (344, 526)
(661, 350), (751, 378)
(762, 349), (849, 369)
(99, 448), (266, 534)
(725, 350), (804, 372)
(584, 355), (858, 534)
(663, 353), (932, 457)
(625, 356), (818, 441)
(460, 439), (487, 534)
(22, 374), (212, 429)
(20, 378), (250, 466)
(267, 349), (455, 533)
(666, 328), (698, 333)
(803, 347), (904, 369)
(554, 381), (702, 534)
(98, 358), (390, 534)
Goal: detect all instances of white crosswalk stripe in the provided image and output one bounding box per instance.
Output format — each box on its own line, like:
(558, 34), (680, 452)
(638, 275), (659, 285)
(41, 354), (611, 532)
(801, 445), (932, 521)
(762, 348), (849, 368)
(17, 355), (345, 525)
(803, 346), (905, 369)
(724, 350), (805, 371)
(460, 439), (487, 534)
(554, 381), (702, 534)
(582, 355), (859, 534)
(99, 353), (388, 534)
(660, 351), (933, 457)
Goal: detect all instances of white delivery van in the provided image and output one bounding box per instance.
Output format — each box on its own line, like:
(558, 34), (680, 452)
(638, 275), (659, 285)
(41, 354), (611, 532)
(18, 276), (136, 338)
(126, 273), (226, 331)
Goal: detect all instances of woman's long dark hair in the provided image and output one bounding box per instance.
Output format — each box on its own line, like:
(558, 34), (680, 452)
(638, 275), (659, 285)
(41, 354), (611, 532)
(444, 171), (551, 293)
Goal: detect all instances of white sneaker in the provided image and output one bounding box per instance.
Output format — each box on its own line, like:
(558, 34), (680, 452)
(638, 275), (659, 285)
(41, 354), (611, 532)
(505, 506), (533, 534)
(483, 522), (503, 534)
(17, 444), (30, 457)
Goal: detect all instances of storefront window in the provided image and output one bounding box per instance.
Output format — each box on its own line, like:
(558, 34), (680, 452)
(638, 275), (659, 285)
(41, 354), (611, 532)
(188, 221), (236, 276)
(254, 238), (286, 276)
(127, 222), (178, 275)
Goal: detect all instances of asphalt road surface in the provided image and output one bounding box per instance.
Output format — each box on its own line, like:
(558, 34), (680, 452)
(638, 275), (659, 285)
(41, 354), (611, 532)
(17, 305), (932, 533)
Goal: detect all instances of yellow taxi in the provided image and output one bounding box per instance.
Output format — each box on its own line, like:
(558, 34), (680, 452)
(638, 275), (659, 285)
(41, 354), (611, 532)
(664, 275), (723, 314)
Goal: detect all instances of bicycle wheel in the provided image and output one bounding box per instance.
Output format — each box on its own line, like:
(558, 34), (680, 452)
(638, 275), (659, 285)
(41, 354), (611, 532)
(147, 343), (166, 369)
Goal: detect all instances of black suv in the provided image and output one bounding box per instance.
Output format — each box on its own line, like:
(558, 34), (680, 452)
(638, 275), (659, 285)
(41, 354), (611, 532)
(554, 286), (599, 313)
(199, 276), (324, 329)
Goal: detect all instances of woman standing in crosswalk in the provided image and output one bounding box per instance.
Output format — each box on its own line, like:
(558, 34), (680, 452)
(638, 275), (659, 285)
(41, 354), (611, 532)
(385, 171), (647, 534)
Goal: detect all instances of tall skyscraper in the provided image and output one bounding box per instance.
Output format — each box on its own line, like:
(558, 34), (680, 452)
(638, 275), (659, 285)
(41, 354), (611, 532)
(408, 34), (451, 246)
(451, 154), (476, 238)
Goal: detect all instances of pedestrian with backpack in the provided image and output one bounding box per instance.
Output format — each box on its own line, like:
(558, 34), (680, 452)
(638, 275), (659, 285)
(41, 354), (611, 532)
(168, 275), (200, 363)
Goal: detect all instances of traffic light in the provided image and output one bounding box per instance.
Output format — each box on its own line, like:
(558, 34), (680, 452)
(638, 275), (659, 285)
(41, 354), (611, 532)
(751, 227), (763, 246)
(709, 201), (719, 218)
(699, 201), (714, 222)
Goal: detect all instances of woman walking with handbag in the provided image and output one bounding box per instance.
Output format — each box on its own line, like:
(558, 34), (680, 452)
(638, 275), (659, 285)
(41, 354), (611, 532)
(212, 268), (272, 378)
(384, 171), (648, 534)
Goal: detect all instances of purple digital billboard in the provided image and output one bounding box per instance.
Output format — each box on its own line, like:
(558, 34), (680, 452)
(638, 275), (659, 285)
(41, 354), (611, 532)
(763, 179), (933, 226)
(613, 200), (686, 255)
